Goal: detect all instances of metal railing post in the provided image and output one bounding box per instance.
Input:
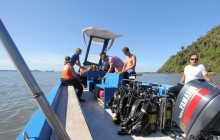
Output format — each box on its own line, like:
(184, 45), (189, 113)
(0, 19), (70, 140)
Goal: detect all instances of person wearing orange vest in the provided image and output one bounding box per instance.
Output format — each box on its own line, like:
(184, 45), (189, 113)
(61, 56), (85, 102)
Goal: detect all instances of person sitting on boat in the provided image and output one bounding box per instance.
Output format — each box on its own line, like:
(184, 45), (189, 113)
(61, 56), (85, 102)
(120, 47), (136, 79)
(100, 53), (124, 73)
(168, 53), (212, 97)
(78, 67), (87, 88)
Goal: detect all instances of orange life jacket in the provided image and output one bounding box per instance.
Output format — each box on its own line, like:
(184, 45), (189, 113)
(62, 65), (75, 79)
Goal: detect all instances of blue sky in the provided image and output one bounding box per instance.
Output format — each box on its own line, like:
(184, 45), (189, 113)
(1, 1), (220, 72)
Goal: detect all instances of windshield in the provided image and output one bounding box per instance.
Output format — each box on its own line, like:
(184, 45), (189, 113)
(85, 40), (104, 66)
(87, 54), (100, 64)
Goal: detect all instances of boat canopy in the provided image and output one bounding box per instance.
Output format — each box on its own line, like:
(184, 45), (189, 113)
(82, 27), (122, 66)
(82, 27), (122, 50)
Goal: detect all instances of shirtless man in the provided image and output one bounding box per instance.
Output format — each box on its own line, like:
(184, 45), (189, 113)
(121, 47), (136, 78)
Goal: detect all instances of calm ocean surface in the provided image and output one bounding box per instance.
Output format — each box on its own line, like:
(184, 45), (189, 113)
(0, 71), (220, 139)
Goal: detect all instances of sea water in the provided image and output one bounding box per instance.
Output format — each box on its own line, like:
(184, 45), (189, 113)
(0, 71), (61, 139)
(0, 71), (219, 139)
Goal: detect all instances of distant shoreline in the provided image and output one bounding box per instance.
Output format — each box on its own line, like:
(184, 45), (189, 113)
(1, 70), (219, 75)
(143, 72), (220, 76)
(0, 70), (56, 72)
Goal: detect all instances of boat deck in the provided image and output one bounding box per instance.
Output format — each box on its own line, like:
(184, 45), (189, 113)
(80, 89), (172, 140)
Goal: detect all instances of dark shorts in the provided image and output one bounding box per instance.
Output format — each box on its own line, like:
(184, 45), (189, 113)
(61, 78), (83, 99)
(123, 70), (136, 79)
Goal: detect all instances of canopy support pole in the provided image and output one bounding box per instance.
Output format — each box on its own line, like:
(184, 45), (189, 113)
(0, 19), (70, 140)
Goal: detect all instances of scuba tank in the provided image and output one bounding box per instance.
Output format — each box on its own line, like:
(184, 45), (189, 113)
(159, 84), (174, 130)
(159, 97), (173, 130)
(121, 95), (158, 136)
(120, 99), (144, 129)
(148, 101), (158, 132)
(130, 98), (158, 136)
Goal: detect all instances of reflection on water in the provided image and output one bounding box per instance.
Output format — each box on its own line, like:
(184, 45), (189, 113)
(0, 71), (219, 139)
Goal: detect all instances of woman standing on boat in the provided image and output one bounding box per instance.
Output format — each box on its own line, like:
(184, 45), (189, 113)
(61, 56), (85, 102)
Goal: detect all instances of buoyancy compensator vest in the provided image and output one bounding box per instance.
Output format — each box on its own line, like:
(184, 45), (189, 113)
(120, 99), (144, 129)
(131, 99), (158, 136)
(109, 86), (127, 113)
(122, 91), (139, 121)
(118, 96), (158, 136)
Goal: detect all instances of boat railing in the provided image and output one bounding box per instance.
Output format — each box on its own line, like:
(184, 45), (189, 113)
(0, 19), (70, 140)
(17, 81), (93, 140)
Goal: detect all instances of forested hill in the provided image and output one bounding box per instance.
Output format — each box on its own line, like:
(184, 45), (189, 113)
(157, 25), (220, 73)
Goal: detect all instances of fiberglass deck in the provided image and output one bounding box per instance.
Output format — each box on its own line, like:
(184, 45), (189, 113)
(79, 89), (172, 140)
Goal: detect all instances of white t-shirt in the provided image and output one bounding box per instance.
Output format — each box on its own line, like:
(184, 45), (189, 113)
(184, 64), (208, 83)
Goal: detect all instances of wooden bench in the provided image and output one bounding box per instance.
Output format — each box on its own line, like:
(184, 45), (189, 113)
(95, 73), (123, 108)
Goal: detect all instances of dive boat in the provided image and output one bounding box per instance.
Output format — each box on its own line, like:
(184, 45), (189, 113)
(1, 19), (220, 140)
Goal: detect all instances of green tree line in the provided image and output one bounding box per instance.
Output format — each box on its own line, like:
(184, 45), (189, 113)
(157, 25), (220, 73)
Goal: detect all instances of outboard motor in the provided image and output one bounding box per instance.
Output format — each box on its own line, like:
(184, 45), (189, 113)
(173, 79), (220, 139)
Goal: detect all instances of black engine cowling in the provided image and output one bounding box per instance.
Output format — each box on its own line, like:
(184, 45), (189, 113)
(172, 79), (220, 139)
